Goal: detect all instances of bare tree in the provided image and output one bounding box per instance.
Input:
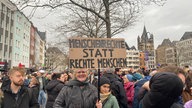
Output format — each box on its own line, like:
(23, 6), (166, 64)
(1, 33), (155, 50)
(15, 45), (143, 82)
(12, 0), (166, 38)
(46, 47), (68, 71)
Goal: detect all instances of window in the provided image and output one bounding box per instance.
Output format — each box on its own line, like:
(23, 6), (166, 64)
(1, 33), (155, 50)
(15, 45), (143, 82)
(0, 35), (2, 43)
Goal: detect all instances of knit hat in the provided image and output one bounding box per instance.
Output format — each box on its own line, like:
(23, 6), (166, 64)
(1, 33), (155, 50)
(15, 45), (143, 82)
(142, 72), (184, 108)
(132, 73), (143, 81)
(126, 74), (133, 82)
(100, 77), (111, 86)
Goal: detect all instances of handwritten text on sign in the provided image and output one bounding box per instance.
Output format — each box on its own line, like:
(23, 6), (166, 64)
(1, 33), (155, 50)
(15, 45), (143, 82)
(69, 38), (127, 68)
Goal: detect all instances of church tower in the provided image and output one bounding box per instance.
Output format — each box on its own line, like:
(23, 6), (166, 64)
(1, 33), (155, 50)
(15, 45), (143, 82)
(137, 26), (154, 56)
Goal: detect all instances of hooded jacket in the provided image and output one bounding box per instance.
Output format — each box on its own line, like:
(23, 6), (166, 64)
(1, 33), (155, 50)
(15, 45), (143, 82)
(53, 79), (98, 108)
(141, 72), (184, 108)
(45, 80), (65, 108)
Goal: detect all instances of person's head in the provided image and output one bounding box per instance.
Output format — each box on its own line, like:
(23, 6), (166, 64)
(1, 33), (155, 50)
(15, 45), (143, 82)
(52, 73), (65, 82)
(37, 70), (45, 77)
(132, 73), (143, 81)
(73, 69), (88, 82)
(100, 77), (111, 94)
(157, 65), (186, 84)
(142, 72), (184, 108)
(63, 72), (69, 81)
(115, 68), (122, 75)
(30, 77), (39, 86)
(122, 74), (133, 83)
(9, 67), (26, 86)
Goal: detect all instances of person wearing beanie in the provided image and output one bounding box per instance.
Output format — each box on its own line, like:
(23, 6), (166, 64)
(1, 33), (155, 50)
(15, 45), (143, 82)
(97, 77), (119, 108)
(141, 72), (184, 108)
(132, 73), (143, 81)
(123, 74), (134, 108)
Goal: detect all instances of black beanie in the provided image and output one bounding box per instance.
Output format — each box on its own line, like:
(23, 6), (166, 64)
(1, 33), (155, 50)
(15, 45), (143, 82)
(100, 77), (111, 87)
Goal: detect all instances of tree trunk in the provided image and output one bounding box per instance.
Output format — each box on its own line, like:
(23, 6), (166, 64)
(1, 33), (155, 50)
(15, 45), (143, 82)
(104, 0), (111, 38)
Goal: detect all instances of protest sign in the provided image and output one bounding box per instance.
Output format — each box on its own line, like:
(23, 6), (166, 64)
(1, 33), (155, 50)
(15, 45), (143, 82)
(69, 38), (127, 69)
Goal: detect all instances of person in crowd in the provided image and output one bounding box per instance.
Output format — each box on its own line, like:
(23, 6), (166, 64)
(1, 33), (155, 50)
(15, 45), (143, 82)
(53, 69), (98, 108)
(29, 77), (40, 102)
(182, 73), (192, 103)
(103, 68), (128, 108)
(123, 74), (134, 108)
(1, 67), (39, 108)
(98, 76), (119, 108)
(63, 72), (70, 84)
(132, 70), (151, 108)
(141, 72), (184, 108)
(45, 73), (65, 108)
(36, 70), (48, 108)
(132, 73), (143, 82)
(114, 68), (124, 83)
(88, 69), (95, 84)
(141, 65), (186, 106)
(184, 100), (192, 108)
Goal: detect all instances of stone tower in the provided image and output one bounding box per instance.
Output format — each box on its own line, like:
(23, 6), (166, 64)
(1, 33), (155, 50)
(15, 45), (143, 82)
(137, 26), (154, 56)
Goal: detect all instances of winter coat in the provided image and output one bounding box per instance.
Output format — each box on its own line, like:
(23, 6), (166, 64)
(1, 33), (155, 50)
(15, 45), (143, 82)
(141, 72), (184, 108)
(2, 85), (39, 108)
(45, 80), (65, 108)
(124, 82), (134, 108)
(103, 73), (128, 108)
(53, 79), (98, 108)
(133, 76), (150, 108)
(30, 85), (39, 102)
(103, 94), (119, 108)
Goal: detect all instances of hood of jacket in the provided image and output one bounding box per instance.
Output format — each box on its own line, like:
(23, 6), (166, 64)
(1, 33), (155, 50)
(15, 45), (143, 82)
(46, 80), (63, 90)
(142, 72), (184, 108)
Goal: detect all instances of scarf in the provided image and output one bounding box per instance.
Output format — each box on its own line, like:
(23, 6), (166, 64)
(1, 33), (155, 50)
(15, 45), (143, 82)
(100, 92), (111, 103)
(66, 79), (89, 87)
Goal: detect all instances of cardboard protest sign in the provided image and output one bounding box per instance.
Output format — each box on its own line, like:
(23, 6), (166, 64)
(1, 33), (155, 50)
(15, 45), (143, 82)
(69, 37), (127, 69)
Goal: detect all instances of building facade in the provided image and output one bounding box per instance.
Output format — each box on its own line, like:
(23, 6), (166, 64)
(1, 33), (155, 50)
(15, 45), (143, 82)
(12, 11), (31, 68)
(30, 24), (35, 67)
(176, 32), (192, 66)
(126, 46), (140, 70)
(137, 26), (156, 69)
(156, 39), (173, 66)
(165, 46), (177, 66)
(0, 0), (17, 68)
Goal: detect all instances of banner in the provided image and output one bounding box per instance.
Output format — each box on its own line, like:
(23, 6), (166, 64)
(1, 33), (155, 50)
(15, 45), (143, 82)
(69, 38), (127, 69)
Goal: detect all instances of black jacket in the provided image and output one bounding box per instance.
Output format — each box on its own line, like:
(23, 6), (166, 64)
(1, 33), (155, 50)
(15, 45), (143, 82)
(53, 79), (98, 108)
(45, 80), (65, 108)
(2, 85), (39, 108)
(103, 73), (128, 108)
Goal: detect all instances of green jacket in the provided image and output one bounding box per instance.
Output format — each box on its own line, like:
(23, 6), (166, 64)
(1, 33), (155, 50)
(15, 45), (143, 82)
(103, 94), (119, 108)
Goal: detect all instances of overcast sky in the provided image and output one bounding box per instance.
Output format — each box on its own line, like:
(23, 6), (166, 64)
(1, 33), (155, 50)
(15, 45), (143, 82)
(116, 0), (192, 48)
(28, 0), (192, 49)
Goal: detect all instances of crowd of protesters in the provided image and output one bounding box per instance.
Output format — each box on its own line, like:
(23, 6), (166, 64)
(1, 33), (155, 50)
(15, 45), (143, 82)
(0, 65), (191, 108)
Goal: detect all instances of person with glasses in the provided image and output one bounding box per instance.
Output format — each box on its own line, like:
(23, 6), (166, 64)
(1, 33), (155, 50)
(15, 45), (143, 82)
(53, 69), (98, 108)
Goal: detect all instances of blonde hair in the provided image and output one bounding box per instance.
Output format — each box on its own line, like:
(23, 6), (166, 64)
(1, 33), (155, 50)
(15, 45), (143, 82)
(9, 67), (26, 76)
